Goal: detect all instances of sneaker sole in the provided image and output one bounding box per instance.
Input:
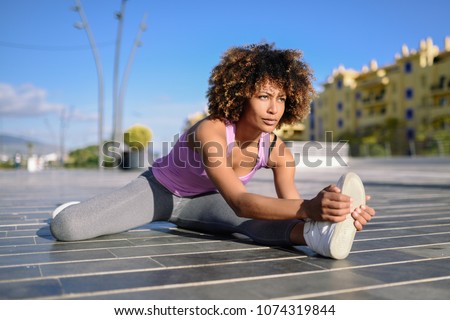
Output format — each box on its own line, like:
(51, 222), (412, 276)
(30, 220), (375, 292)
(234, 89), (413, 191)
(52, 201), (80, 219)
(329, 172), (365, 259)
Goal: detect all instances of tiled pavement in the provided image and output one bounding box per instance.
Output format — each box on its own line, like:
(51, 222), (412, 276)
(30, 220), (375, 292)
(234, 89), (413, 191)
(0, 157), (449, 300)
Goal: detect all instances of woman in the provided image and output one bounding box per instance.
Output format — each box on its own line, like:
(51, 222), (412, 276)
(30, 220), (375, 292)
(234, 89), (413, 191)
(51, 43), (375, 259)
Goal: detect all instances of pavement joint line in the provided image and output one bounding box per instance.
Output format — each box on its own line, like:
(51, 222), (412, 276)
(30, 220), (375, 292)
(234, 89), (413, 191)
(0, 249), (295, 284)
(0, 239), (227, 256)
(1, 219), (448, 239)
(375, 206), (450, 213)
(0, 227), (446, 259)
(275, 275), (450, 300)
(0, 229), (448, 257)
(351, 241), (450, 254)
(1, 241), (448, 278)
(0, 233), (180, 242)
(0, 246), (271, 269)
(354, 230), (450, 242)
(362, 223), (450, 232)
(0, 223), (47, 228)
(373, 203), (450, 209)
(365, 216), (450, 226)
(369, 210), (450, 219)
(148, 256), (167, 268)
(37, 255), (450, 300)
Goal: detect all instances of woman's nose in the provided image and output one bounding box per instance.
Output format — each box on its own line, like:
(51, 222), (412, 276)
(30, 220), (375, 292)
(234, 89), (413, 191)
(268, 99), (278, 114)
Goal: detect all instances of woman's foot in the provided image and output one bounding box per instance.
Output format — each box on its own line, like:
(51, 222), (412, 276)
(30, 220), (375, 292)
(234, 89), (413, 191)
(303, 172), (365, 259)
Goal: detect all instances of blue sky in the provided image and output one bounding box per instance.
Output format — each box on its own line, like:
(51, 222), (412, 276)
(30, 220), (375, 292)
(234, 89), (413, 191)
(1, 0), (450, 154)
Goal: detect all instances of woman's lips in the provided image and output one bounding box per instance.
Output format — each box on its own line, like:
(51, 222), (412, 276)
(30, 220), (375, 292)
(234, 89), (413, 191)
(262, 118), (278, 126)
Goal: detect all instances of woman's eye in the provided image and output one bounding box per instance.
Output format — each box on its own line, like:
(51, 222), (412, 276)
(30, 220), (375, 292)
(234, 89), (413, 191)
(259, 95), (268, 100)
(278, 97), (286, 102)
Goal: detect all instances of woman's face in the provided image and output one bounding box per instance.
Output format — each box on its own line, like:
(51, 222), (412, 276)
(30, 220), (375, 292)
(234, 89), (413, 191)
(239, 82), (286, 133)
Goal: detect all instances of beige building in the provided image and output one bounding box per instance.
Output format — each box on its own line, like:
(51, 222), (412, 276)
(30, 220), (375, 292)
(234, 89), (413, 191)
(305, 36), (450, 156)
(185, 38), (450, 155)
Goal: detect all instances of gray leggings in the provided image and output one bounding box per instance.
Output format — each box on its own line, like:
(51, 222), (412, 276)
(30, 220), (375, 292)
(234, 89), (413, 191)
(51, 169), (299, 246)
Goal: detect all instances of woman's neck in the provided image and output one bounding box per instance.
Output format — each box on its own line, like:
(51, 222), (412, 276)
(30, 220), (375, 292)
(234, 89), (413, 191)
(234, 122), (261, 144)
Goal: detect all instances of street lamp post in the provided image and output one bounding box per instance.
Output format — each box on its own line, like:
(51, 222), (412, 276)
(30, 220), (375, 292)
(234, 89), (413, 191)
(117, 13), (148, 141)
(112, 0), (128, 148)
(73, 0), (105, 169)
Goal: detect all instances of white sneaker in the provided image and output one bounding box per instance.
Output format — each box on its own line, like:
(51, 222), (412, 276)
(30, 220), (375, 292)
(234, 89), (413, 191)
(303, 172), (365, 259)
(52, 201), (80, 219)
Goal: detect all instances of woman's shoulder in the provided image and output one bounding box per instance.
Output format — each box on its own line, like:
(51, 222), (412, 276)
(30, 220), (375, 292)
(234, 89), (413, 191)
(191, 117), (227, 136)
(187, 117), (228, 147)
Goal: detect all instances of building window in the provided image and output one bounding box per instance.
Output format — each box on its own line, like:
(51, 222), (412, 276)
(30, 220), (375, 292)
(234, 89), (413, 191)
(337, 118), (344, 128)
(405, 88), (413, 99)
(439, 75), (446, 88)
(337, 102), (343, 111)
(356, 109), (362, 118)
(407, 128), (415, 140)
(405, 108), (414, 120)
(310, 134), (315, 141)
(355, 92), (361, 100)
(337, 79), (343, 89)
(404, 61), (412, 73)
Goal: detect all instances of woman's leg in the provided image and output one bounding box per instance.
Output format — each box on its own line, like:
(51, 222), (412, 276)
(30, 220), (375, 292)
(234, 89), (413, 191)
(51, 169), (174, 241)
(170, 192), (300, 247)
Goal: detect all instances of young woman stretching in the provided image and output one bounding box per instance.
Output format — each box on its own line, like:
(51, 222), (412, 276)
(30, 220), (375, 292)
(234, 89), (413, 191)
(51, 43), (375, 259)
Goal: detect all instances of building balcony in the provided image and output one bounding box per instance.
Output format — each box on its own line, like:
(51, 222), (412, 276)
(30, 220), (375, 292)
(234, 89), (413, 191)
(360, 95), (387, 108)
(357, 113), (386, 128)
(427, 104), (450, 120)
(430, 77), (450, 94)
(356, 75), (389, 89)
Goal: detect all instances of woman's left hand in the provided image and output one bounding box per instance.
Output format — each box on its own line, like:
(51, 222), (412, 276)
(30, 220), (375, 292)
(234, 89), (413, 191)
(351, 195), (376, 231)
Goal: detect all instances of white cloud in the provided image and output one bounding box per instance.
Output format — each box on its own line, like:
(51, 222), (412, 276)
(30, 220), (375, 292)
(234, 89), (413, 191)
(0, 83), (65, 116)
(67, 108), (98, 122)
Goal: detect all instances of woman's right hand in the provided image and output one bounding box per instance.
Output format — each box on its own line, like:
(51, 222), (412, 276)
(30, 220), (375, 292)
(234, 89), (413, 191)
(304, 185), (352, 222)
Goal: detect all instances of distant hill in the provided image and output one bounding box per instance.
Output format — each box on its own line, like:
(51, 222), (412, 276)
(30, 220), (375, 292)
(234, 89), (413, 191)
(0, 134), (57, 157)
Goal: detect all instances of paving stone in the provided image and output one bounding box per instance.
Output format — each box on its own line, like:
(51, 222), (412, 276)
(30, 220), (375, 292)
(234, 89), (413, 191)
(152, 247), (300, 267)
(0, 265), (41, 281)
(0, 249), (116, 267)
(40, 257), (163, 277)
(0, 278), (63, 299)
(317, 278), (450, 299)
(59, 258), (319, 296)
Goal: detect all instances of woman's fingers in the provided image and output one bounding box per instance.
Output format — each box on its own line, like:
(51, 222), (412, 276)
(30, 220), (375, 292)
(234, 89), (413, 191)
(352, 205), (376, 230)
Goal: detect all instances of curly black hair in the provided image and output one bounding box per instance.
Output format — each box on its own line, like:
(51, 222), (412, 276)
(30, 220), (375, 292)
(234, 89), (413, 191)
(207, 43), (315, 127)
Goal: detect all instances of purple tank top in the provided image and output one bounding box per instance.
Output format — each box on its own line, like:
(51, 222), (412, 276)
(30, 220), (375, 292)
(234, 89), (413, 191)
(152, 122), (272, 196)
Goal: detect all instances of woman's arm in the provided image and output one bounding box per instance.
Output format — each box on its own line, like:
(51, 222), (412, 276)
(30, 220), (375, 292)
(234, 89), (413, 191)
(268, 135), (301, 200)
(193, 120), (351, 222)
